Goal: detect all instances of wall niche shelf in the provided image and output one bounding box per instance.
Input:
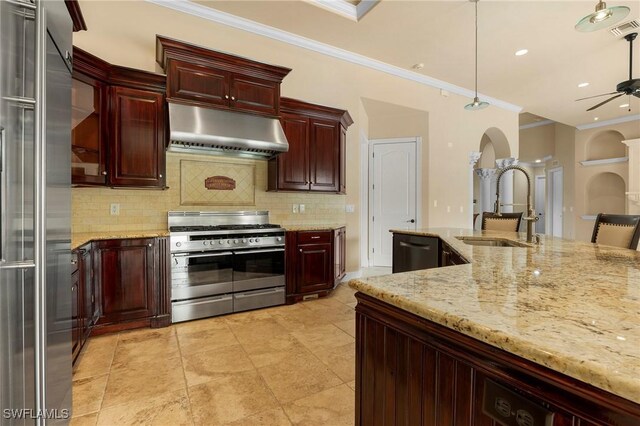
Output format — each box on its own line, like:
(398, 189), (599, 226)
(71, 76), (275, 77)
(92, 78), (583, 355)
(579, 157), (628, 167)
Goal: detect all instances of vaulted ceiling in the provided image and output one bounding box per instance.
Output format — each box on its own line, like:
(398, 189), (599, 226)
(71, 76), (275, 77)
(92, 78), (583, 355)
(193, 0), (640, 127)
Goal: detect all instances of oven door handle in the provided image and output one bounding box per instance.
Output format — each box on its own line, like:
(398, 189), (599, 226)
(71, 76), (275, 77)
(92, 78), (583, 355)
(233, 248), (285, 255)
(172, 251), (234, 259)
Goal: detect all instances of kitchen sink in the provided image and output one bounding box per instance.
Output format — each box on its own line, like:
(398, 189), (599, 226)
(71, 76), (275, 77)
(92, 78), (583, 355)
(456, 237), (529, 248)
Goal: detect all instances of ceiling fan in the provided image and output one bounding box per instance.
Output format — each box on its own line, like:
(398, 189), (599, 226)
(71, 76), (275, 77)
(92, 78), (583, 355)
(576, 32), (639, 111)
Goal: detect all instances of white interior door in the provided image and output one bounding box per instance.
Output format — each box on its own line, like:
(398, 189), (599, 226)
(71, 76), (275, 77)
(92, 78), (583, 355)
(534, 175), (546, 234)
(548, 168), (563, 238)
(370, 140), (417, 267)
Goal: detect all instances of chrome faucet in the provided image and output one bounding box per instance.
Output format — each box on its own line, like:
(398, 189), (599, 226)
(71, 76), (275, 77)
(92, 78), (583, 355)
(494, 165), (540, 244)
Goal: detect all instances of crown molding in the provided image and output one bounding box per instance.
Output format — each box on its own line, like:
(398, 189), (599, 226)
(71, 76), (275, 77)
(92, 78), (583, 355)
(519, 119), (554, 130)
(306, 0), (380, 21)
(575, 114), (640, 130)
(145, 0), (522, 113)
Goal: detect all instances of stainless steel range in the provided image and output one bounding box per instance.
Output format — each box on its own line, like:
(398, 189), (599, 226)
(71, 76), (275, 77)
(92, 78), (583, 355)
(168, 211), (285, 322)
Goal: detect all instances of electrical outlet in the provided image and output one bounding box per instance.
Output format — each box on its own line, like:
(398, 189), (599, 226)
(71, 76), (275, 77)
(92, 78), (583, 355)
(110, 203), (120, 216)
(447, 206), (451, 213)
(434, 200), (438, 208)
(292, 204), (298, 214)
(345, 204), (355, 213)
(299, 204), (305, 213)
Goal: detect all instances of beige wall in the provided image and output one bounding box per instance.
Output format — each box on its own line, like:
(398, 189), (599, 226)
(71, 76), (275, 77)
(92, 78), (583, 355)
(73, 0), (519, 272)
(573, 120), (639, 242)
(519, 124), (555, 162)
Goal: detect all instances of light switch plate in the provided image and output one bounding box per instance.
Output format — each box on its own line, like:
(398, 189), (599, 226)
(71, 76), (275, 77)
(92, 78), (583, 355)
(110, 203), (120, 216)
(292, 204), (299, 214)
(299, 204), (305, 213)
(345, 204), (355, 213)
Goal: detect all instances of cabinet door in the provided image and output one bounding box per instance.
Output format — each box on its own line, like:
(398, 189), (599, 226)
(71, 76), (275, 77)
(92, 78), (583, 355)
(277, 113), (310, 191)
(167, 60), (230, 108)
(297, 243), (333, 293)
(309, 119), (340, 192)
(71, 74), (108, 185)
(109, 86), (166, 187)
(94, 238), (156, 325)
(71, 270), (81, 362)
(230, 74), (279, 116)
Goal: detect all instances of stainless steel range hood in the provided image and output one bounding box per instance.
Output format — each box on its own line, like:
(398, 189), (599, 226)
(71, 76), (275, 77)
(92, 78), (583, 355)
(167, 102), (289, 159)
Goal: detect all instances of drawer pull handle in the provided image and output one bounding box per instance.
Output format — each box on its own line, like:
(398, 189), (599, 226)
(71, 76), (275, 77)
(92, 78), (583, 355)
(311, 236), (320, 239)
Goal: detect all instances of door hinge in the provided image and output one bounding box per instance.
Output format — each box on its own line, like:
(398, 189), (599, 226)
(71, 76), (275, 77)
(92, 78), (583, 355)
(372, 152), (375, 158)
(372, 184), (375, 190)
(372, 216), (375, 222)
(372, 248), (375, 253)
(91, 294), (95, 303)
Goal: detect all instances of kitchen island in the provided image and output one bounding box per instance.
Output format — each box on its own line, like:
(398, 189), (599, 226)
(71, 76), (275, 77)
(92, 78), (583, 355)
(349, 228), (640, 425)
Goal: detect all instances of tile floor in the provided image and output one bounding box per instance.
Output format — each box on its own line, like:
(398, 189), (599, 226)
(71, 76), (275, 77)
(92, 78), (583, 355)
(70, 283), (361, 426)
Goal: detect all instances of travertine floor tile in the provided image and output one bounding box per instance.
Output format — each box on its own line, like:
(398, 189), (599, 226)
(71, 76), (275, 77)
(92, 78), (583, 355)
(182, 344), (254, 387)
(346, 380), (356, 391)
(112, 328), (179, 369)
(70, 412), (98, 426)
(102, 357), (185, 408)
(72, 374), (109, 417)
(241, 333), (311, 369)
(258, 350), (342, 404)
(177, 321), (239, 355)
(73, 335), (118, 380)
(329, 285), (357, 304)
(223, 407), (292, 426)
(174, 315), (228, 333)
(229, 318), (290, 346)
(333, 319), (355, 338)
(292, 324), (354, 354)
(283, 384), (355, 426)
(224, 309), (273, 326)
(189, 370), (279, 425)
(314, 342), (355, 382)
(96, 389), (191, 426)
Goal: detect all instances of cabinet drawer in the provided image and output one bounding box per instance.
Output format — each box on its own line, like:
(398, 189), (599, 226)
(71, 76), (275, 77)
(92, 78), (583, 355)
(297, 231), (332, 245)
(234, 287), (285, 313)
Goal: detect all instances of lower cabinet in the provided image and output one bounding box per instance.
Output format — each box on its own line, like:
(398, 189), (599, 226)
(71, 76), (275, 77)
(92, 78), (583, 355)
(355, 293), (640, 426)
(286, 228), (345, 303)
(71, 242), (97, 366)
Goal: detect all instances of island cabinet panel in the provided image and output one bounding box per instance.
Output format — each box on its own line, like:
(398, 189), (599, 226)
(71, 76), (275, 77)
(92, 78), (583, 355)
(355, 292), (640, 426)
(109, 86), (166, 187)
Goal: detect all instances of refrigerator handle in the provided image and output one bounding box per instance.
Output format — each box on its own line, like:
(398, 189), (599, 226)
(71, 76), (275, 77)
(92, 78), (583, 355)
(0, 125), (4, 262)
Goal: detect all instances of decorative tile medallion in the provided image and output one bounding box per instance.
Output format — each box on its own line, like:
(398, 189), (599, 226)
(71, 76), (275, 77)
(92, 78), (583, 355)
(180, 159), (255, 206)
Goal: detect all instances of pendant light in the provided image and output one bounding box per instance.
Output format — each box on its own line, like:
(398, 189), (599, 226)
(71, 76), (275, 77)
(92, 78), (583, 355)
(575, 1), (630, 32)
(465, 0), (489, 111)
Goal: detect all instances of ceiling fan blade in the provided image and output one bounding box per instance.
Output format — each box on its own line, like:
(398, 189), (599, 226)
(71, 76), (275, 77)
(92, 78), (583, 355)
(587, 93), (625, 111)
(575, 92), (619, 102)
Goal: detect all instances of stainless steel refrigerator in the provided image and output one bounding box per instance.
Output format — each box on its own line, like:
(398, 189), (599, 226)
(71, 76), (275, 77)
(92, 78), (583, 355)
(1, 0), (72, 424)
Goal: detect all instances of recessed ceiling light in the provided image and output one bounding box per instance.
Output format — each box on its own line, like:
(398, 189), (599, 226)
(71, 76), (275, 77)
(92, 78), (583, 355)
(412, 63), (424, 70)
(515, 49), (528, 56)
(620, 103), (630, 108)
(535, 159), (542, 163)
(594, 117), (599, 121)
(578, 82), (590, 88)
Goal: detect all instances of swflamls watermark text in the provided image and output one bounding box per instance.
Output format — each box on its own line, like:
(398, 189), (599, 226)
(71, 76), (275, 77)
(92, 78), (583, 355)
(3, 409), (70, 420)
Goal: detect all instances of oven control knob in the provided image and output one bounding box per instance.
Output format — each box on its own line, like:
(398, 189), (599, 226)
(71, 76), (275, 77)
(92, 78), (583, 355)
(218, 240), (223, 245)
(234, 239), (238, 244)
(227, 240), (231, 244)
(255, 238), (261, 242)
(276, 237), (282, 242)
(242, 239), (247, 243)
(176, 242), (182, 247)
(249, 239), (254, 243)
(203, 241), (207, 246)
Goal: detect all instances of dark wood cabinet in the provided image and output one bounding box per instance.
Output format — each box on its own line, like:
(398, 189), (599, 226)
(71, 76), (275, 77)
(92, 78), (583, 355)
(333, 227), (346, 283)
(93, 238), (156, 327)
(109, 86), (165, 187)
(157, 36), (290, 117)
(91, 237), (171, 335)
(71, 243), (97, 366)
(355, 292), (640, 426)
(440, 240), (466, 267)
(286, 228), (346, 303)
(269, 98), (353, 194)
(72, 47), (167, 188)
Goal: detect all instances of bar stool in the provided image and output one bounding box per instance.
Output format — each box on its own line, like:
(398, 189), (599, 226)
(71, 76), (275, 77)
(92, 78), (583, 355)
(481, 212), (523, 232)
(591, 213), (640, 249)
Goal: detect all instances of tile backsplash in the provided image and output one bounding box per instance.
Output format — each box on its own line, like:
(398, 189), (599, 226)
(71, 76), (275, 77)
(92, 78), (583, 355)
(72, 153), (346, 233)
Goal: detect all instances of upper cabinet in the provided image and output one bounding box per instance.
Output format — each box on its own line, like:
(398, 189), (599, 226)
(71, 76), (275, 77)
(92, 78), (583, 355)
(268, 98), (353, 194)
(156, 36), (290, 117)
(72, 47), (167, 188)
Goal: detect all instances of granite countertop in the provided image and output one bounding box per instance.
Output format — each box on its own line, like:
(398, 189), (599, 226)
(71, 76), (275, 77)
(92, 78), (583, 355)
(349, 228), (640, 404)
(72, 230), (170, 250)
(283, 224), (345, 231)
